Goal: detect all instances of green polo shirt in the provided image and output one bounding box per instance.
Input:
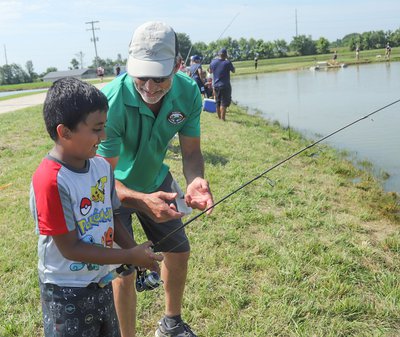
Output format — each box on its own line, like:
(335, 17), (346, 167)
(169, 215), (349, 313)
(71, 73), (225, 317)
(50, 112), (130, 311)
(97, 71), (202, 193)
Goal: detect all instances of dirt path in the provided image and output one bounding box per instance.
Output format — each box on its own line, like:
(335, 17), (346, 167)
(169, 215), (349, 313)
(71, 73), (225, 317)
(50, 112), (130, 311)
(0, 82), (108, 115)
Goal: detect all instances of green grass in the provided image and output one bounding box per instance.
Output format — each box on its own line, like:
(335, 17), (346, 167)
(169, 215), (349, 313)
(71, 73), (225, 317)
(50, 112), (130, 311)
(1, 103), (399, 336)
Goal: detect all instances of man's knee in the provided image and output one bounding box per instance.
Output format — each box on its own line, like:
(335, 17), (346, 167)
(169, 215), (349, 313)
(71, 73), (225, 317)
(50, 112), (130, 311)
(113, 271), (136, 290)
(163, 251), (190, 267)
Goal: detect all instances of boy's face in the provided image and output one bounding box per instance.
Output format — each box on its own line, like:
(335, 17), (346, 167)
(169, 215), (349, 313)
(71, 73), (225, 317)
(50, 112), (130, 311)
(61, 110), (107, 167)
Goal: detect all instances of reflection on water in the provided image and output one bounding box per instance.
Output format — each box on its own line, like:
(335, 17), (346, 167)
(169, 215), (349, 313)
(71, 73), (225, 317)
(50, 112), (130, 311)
(232, 62), (400, 193)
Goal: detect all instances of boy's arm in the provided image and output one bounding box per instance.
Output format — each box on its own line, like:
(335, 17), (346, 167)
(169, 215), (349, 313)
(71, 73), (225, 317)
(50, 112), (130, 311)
(113, 214), (136, 249)
(52, 230), (162, 272)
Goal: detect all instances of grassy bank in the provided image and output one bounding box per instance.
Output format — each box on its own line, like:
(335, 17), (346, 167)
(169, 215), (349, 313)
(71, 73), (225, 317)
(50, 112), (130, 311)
(0, 103), (399, 336)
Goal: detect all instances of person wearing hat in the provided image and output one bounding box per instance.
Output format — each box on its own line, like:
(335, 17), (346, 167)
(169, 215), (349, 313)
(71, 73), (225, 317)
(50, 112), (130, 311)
(189, 55), (205, 97)
(97, 21), (214, 337)
(209, 48), (235, 121)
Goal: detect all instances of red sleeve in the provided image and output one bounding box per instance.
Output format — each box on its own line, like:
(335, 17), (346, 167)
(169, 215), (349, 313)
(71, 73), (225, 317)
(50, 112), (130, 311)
(32, 159), (70, 235)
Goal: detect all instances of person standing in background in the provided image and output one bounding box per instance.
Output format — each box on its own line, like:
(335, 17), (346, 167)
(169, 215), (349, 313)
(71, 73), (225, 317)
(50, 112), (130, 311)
(385, 42), (392, 60)
(209, 48), (235, 121)
(97, 66), (105, 82)
(189, 55), (205, 97)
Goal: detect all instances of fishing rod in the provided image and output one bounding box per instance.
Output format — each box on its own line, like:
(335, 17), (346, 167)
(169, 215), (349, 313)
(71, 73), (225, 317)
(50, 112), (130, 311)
(216, 12), (240, 42)
(153, 98), (400, 250)
(100, 99), (400, 289)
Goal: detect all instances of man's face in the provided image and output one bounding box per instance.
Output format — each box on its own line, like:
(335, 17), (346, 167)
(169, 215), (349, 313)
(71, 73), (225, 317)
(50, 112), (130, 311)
(133, 73), (174, 105)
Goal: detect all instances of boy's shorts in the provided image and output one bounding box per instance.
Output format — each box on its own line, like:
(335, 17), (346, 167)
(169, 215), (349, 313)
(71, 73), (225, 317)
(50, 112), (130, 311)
(39, 280), (120, 337)
(118, 172), (190, 253)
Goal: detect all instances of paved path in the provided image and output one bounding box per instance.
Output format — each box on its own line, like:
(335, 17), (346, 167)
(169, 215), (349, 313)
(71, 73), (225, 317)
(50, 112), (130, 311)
(0, 82), (108, 115)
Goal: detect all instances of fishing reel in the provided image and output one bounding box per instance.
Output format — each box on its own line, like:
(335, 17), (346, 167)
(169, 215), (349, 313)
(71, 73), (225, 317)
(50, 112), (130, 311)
(135, 268), (163, 292)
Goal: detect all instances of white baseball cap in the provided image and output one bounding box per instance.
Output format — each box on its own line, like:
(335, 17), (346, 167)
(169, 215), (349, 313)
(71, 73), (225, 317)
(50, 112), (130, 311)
(127, 21), (177, 78)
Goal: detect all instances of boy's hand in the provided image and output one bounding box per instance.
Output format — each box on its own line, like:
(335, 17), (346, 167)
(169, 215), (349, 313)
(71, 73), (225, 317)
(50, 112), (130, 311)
(129, 241), (163, 273)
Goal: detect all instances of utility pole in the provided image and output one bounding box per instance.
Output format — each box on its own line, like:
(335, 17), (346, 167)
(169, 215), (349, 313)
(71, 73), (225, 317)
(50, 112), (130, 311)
(295, 9), (298, 37)
(85, 21), (100, 67)
(75, 51), (85, 69)
(4, 44), (8, 65)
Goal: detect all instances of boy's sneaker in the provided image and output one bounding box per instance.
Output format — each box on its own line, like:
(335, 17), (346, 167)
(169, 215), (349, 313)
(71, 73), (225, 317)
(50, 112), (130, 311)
(155, 317), (198, 337)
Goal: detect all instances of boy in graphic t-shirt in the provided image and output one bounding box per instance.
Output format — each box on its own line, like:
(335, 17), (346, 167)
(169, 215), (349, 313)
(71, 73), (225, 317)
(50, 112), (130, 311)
(30, 77), (163, 337)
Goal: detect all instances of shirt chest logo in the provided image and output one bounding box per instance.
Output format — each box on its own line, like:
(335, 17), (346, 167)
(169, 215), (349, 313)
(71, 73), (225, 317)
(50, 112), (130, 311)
(167, 111), (186, 125)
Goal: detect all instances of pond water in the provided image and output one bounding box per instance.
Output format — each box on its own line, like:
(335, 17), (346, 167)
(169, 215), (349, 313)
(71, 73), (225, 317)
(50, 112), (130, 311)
(231, 62), (400, 193)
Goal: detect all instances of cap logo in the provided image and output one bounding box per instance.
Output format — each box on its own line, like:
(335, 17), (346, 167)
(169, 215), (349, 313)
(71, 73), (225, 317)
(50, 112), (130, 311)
(167, 111), (186, 125)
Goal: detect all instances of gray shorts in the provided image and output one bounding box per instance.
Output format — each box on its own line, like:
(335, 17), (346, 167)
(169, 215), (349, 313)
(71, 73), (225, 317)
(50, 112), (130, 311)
(118, 172), (190, 253)
(39, 280), (120, 337)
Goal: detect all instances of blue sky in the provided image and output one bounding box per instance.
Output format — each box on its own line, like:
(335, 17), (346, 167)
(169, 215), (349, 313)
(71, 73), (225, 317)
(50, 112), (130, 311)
(0, 0), (399, 73)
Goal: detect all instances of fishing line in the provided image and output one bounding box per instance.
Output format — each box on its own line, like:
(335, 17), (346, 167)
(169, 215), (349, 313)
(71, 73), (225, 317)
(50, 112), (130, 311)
(185, 11), (240, 65)
(153, 98), (400, 251)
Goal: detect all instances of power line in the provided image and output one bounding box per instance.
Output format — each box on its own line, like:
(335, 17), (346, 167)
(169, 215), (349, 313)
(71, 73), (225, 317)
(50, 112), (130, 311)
(86, 20), (100, 67)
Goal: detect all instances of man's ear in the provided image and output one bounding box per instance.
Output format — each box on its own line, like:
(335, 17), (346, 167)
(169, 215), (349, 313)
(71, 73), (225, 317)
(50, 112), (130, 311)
(56, 124), (72, 140)
(173, 60), (180, 73)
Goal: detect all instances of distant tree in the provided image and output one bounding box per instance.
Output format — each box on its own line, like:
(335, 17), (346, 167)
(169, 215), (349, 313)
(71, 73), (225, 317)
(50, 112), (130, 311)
(360, 30), (386, 50)
(45, 67), (58, 74)
(0, 63), (29, 84)
(340, 33), (360, 47)
(176, 32), (192, 62)
(237, 37), (250, 59)
(289, 35), (316, 55)
(273, 39), (288, 57)
(25, 60), (38, 82)
(390, 28), (400, 46)
(347, 34), (362, 51)
(315, 37), (330, 54)
(115, 53), (125, 65)
(369, 30), (386, 49)
(256, 40), (274, 59)
(0, 65), (12, 85)
(191, 41), (211, 63)
(70, 58), (80, 70)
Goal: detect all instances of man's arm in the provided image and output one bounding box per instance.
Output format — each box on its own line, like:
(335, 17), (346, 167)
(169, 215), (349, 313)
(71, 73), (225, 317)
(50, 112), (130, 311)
(179, 135), (214, 213)
(102, 156), (183, 223)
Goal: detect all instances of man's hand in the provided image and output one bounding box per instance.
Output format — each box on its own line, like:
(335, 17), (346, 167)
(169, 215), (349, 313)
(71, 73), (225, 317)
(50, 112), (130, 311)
(140, 191), (184, 223)
(185, 177), (214, 214)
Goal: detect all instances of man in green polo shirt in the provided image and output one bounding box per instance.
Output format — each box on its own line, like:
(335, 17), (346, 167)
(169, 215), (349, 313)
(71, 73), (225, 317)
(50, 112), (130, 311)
(97, 21), (214, 337)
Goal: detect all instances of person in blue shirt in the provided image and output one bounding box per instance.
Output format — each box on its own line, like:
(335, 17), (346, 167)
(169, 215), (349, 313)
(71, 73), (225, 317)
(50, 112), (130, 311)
(209, 48), (235, 121)
(189, 55), (205, 96)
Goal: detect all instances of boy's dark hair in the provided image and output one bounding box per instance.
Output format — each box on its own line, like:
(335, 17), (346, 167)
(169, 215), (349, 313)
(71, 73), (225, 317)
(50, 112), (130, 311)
(43, 77), (109, 140)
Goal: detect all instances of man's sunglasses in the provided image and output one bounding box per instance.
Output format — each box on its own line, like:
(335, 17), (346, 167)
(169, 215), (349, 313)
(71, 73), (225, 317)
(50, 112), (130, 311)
(136, 75), (171, 84)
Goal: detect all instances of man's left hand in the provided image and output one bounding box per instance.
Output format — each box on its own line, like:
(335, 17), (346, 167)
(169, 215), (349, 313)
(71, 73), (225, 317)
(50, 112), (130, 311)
(185, 177), (214, 214)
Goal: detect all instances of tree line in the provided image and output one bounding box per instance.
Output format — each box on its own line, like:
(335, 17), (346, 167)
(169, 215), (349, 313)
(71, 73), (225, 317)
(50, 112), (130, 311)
(1, 27), (399, 85)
